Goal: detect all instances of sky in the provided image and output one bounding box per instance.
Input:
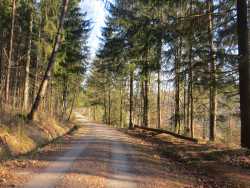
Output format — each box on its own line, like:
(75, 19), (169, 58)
(80, 0), (107, 60)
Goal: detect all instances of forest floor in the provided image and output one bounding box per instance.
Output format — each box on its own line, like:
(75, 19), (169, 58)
(0, 113), (249, 188)
(122, 128), (250, 188)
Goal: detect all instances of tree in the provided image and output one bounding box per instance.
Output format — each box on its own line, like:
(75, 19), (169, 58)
(5, 0), (16, 103)
(84, 0), (241, 145)
(28, 0), (69, 120)
(129, 64), (134, 129)
(207, 0), (217, 141)
(23, 0), (33, 110)
(237, 0), (250, 148)
(0, 0), (88, 123)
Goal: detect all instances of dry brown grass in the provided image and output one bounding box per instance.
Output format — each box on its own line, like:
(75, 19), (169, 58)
(0, 110), (76, 159)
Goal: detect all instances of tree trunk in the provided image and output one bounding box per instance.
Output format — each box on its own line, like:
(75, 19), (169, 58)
(188, 34), (194, 138)
(108, 87), (111, 124)
(62, 77), (68, 118)
(140, 80), (144, 126)
(237, 0), (250, 148)
(93, 106), (96, 121)
(23, 4), (33, 110)
(143, 67), (149, 127)
(27, 0), (69, 120)
(5, 0), (16, 103)
(190, 75), (194, 137)
(103, 87), (107, 123)
(120, 84), (123, 127)
(157, 69), (161, 129)
(175, 40), (181, 133)
(156, 38), (162, 129)
(129, 70), (134, 129)
(33, 18), (42, 103)
(68, 89), (77, 121)
(208, 0), (217, 141)
(183, 73), (186, 131)
(12, 29), (22, 109)
(186, 0), (194, 138)
(0, 32), (4, 89)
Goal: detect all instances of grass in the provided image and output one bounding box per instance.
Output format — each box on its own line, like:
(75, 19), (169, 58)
(0, 110), (76, 160)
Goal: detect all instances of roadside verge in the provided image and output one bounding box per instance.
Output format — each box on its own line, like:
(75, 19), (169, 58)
(0, 112), (79, 159)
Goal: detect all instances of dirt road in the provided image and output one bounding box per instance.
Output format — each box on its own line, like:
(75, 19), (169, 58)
(1, 113), (197, 188)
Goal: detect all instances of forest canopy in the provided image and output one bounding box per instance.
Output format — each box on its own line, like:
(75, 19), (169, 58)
(84, 0), (249, 148)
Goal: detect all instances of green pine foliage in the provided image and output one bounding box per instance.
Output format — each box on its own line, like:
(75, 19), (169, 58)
(85, 0), (240, 144)
(0, 0), (91, 119)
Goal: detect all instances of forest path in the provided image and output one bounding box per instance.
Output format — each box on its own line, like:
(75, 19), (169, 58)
(0, 112), (195, 188)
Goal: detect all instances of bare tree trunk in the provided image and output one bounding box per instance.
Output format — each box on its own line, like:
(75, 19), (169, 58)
(93, 106), (96, 121)
(142, 51), (149, 128)
(13, 30), (22, 109)
(157, 69), (161, 129)
(62, 76), (68, 118)
(5, 0), (16, 103)
(0, 32), (4, 90)
(23, 4), (33, 110)
(108, 87), (111, 124)
(103, 85), (107, 123)
(143, 68), (149, 127)
(237, 0), (250, 148)
(156, 39), (162, 129)
(129, 70), (134, 129)
(190, 79), (194, 137)
(33, 18), (42, 103)
(68, 89), (77, 121)
(186, 0), (194, 138)
(49, 81), (53, 115)
(140, 80), (144, 126)
(188, 37), (194, 137)
(175, 40), (181, 133)
(120, 83), (123, 127)
(208, 0), (217, 141)
(27, 0), (69, 120)
(183, 73), (186, 131)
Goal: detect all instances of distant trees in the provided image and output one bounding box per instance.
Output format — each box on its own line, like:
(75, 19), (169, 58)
(0, 0), (90, 120)
(86, 0), (243, 145)
(5, 0), (16, 103)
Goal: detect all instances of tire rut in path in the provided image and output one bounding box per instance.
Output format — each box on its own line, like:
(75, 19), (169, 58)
(22, 127), (92, 188)
(106, 131), (137, 188)
(21, 114), (193, 188)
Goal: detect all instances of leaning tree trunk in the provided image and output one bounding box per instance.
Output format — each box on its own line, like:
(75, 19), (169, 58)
(23, 3), (33, 110)
(237, 0), (250, 148)
(28, 0), (69, 120)
(5, 0), (16, 103)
